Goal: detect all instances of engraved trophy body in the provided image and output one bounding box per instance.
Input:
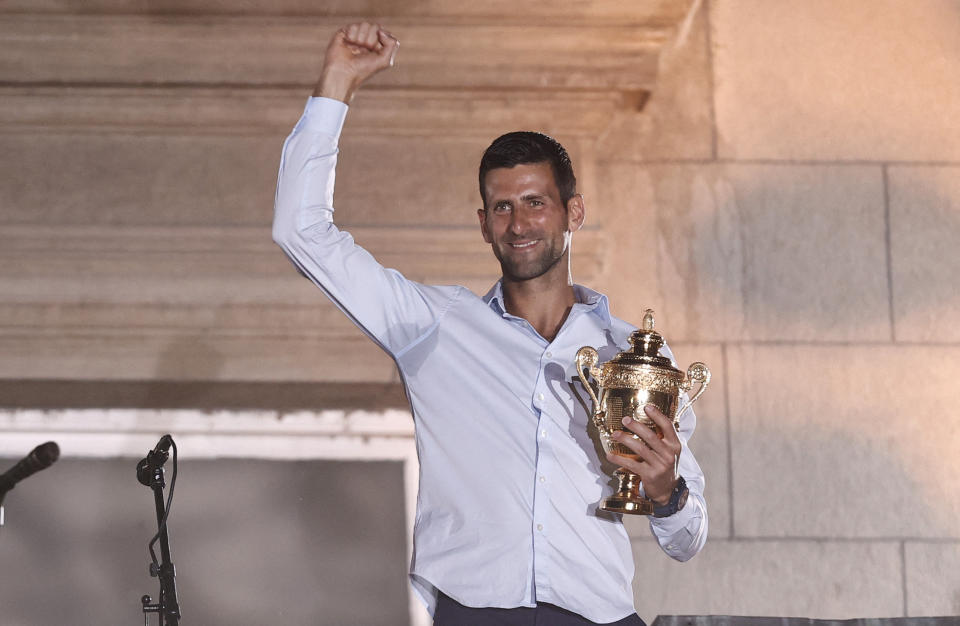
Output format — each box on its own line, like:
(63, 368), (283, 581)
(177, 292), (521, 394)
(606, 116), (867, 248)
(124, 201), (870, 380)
(576, 310), (710, 515)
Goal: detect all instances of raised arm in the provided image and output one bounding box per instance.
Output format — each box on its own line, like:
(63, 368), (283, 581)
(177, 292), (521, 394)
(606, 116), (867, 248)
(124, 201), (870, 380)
(273, 24), (460, 356)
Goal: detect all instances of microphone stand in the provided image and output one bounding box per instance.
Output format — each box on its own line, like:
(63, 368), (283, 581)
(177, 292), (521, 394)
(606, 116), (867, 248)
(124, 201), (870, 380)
(137, 439), (181, 626)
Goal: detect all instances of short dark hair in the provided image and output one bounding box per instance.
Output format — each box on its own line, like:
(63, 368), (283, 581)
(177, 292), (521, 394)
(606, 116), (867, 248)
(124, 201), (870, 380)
(478, 131), (576, 208)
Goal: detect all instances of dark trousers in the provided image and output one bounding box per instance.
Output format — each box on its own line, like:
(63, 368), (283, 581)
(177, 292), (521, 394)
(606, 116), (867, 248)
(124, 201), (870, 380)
(433, 593), (647, 626)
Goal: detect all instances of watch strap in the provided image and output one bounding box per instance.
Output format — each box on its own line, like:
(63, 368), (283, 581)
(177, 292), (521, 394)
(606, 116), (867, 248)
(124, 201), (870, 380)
(652, 475), (689, 518)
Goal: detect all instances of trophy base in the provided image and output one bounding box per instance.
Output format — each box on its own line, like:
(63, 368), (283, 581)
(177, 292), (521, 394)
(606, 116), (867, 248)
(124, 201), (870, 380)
(600, 469), (655, 516)
(601, 495), (655, 515)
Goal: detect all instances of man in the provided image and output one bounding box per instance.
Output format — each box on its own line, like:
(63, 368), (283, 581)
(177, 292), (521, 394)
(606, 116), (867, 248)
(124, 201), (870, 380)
(273, 22), (707, 626)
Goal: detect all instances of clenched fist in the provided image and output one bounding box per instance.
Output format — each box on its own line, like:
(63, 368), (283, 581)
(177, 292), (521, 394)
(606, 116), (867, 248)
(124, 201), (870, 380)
(314, 22), (399, 103)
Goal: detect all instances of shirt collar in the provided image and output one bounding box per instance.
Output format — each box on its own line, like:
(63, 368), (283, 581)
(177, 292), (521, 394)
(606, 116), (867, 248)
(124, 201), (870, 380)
(482, 280), (612, 326)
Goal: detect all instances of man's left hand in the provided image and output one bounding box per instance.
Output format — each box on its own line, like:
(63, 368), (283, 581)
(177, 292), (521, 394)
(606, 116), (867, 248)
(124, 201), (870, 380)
(607, 404), (682, 505)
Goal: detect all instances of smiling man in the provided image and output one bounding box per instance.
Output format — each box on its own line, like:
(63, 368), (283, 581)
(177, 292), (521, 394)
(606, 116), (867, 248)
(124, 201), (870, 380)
(479, 143), (585, 341)
(273, 22), (708, 626)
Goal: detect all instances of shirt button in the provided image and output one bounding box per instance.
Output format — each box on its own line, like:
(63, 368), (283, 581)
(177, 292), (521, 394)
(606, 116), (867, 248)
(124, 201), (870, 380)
(540, 429), (547, 437)
(545, 351), (552, 358)
(537, 392), (545, 402)
(537, 524), (544, 532)
(539, 475), (546, 483)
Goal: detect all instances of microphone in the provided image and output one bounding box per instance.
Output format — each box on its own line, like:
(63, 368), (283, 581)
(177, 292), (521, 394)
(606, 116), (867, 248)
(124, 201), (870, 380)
(152, 434), (174, 458)
(137, 434), (174, 486)
(0, 441), (60, 499)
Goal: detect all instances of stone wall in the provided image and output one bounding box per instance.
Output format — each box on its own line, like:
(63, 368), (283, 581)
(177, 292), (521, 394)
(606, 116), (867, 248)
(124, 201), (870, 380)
(613, 1), (960, 621)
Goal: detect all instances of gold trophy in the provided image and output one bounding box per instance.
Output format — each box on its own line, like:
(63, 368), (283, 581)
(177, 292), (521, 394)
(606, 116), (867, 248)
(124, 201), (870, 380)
(576, 309), (710, 515)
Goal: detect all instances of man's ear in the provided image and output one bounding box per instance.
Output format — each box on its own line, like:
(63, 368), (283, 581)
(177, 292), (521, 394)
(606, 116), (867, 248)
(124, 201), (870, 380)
(477, 207), (492, 243)
(566, 193), (585, 232)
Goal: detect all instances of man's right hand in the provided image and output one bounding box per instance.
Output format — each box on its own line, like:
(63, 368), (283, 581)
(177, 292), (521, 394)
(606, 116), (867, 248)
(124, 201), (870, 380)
(314, 22), (399, 104)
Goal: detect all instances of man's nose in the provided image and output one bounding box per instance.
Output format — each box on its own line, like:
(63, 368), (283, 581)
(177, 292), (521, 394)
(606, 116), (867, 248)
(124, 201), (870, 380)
(509, 206), (533, 235)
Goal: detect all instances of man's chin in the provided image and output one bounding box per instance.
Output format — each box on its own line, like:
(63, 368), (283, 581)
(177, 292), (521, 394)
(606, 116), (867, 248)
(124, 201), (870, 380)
(497, 259), (558, 283)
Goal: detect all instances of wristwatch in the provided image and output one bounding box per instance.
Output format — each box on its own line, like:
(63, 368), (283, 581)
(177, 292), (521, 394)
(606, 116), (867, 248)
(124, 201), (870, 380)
(652, 476), (689, 518)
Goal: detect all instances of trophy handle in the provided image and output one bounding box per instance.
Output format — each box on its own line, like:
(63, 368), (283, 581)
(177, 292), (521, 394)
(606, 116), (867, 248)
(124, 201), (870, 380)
(676, 362), (711, 425)
(575, 347), (603, 423)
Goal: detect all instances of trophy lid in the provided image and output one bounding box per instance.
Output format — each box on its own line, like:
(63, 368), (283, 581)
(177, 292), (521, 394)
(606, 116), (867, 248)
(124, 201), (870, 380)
(610, 309), (678, 371)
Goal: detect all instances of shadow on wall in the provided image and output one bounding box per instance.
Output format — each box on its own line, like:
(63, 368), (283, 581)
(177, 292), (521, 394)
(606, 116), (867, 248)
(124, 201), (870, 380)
(646, 162), (892, 343)
(147, 334), (227, 405)
(649, 166), (960, 536)
(123, 326), (231, 416)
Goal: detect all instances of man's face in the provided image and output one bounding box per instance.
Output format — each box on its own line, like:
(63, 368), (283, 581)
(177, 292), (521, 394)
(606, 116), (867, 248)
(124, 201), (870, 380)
(478, 161), (584, 283)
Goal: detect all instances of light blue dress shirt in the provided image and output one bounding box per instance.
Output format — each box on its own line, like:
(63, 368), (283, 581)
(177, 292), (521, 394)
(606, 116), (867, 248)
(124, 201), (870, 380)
(273, 97), (707, 623)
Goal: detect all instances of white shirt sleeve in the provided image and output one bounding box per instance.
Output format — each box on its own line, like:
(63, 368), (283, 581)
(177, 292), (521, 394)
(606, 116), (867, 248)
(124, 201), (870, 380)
(645, 343), (709, 561)
(272, 97), (461, 356)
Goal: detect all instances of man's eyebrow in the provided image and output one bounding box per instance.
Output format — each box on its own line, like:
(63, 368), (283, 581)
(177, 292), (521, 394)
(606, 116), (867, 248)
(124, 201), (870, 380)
(520, 193), (545, 201)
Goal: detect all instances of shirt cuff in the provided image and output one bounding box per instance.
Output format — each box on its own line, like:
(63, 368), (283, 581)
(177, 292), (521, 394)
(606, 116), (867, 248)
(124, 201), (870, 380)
(298, 96), (349, 138)
(648, 493), (699, 534)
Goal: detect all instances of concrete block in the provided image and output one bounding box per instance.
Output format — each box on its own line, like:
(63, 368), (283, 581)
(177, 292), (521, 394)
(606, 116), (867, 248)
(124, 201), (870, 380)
(0, 15), (664, 92)
(0, 131), (587, 230)
(350, 89), (626, 139)
(597, 0), (714, 162)
(624, 343), (731, 540)
(631, 538), (903, 623)
(888, 166), (960, 342)
(0, 333), (397, 383)
(597, 163), (889, 342)
(0, 0), (695, 22)
(338, 135), (484, 228)
(711, 0), (960, 161)
(0, 133), (280, 227)
(728, 345), (960, 539)
(0, 86), (624, 142)
(905, 541), (960, 616)
(591, 162), (659, 326)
